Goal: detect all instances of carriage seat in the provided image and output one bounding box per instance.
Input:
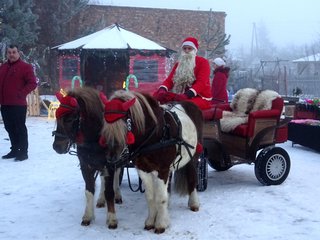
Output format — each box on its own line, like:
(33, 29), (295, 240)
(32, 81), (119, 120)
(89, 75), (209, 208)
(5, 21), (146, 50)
(229, 97), (284, 138)
(202, 103), (230, 121)
(205, 88), (287, 143)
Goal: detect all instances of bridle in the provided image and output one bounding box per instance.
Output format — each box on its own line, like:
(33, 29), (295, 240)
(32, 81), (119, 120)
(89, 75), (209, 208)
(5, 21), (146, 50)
(52, 110), (81, 153)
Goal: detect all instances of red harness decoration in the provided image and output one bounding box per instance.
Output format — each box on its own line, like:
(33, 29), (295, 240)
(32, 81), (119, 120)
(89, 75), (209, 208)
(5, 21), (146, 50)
(103, 97), (137, 145)
(55, 92), (78, 119)
(104, 98), (136, 123)
(196, 143), (203, 154)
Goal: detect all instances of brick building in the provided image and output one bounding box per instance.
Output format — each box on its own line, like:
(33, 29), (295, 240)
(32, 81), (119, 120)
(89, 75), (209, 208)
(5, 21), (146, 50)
(68, 5), (226, 55)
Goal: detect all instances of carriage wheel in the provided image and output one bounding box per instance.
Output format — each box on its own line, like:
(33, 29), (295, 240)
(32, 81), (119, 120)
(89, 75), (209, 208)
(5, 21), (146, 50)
(254, 147), (290, 186)
(208, 158), (232, 172)
(204, 139), (232, 172)
(196, 152), (208, 192)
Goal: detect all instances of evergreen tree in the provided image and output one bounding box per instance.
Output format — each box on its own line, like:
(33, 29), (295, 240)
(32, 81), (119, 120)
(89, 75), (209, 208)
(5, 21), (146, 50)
(30, 0), (89, 92)
(33, 0), (89, 47)
(0, 0), (39, 53)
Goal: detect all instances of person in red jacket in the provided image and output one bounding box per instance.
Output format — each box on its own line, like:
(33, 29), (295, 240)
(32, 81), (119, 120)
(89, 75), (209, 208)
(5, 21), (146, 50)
(211, 57), (230, 104)
(0, 45), (37, 161)
(153, 37), (212, 110)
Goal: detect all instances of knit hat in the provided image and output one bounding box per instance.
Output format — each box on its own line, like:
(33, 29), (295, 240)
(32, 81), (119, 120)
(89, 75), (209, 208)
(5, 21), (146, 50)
(181, 37), (199, 51)
(213, 57), (226, 66)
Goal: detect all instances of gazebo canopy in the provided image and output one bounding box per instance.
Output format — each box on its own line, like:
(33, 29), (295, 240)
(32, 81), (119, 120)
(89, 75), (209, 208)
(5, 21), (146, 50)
(54, 23), (167, 51)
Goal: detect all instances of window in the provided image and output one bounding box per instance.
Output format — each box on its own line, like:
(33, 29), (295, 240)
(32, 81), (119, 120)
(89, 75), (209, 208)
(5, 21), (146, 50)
(133, 60), (158, 82)
(62, 58), (79, 80)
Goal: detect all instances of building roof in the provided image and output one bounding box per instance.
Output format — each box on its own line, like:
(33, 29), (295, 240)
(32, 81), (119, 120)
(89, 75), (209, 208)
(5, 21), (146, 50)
(53, 23), (166, 51)
(292, 53), (320, 62)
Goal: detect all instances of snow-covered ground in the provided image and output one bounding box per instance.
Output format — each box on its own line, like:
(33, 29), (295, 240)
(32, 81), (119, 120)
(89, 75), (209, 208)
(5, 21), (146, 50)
(0, 117), (319, 240)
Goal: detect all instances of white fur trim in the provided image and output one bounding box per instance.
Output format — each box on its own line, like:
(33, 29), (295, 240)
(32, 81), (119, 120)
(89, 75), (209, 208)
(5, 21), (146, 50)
(189, 88), (213, 101)
(160, 85), (168, 91)
(182, 41), (197, 50)
(213, 57), (225, 66)
(189, 88), (197, 96)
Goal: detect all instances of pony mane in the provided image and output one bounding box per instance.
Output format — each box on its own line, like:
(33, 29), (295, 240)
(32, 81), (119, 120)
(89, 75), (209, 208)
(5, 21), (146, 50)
(102, 90), (158, 149)
(110, 90), (158, 133)
(67, 87), (104, 122)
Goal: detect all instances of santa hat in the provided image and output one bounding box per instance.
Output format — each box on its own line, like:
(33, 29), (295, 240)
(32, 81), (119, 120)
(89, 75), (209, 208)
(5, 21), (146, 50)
(181, 37), (199, 51)
(213, 57), (226, 67)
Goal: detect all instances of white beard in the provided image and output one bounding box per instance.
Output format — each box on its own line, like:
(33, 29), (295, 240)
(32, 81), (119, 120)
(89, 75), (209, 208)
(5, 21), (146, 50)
(172, 50), (196, 94)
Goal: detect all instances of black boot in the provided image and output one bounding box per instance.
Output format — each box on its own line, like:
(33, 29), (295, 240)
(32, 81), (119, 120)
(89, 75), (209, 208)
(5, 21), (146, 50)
(2, 149), (18, 159)
(15, 150), (28, 161)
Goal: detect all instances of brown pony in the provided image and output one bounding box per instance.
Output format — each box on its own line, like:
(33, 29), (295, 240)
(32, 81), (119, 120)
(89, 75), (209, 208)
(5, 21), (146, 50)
(52, 87), (122, 228)
(100, 90), (204, 234)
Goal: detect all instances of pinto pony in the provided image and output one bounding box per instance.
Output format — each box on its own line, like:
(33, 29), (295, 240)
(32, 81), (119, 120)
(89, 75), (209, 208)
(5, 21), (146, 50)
(100, 90), (204, 234)
(52, 87), (123, 228)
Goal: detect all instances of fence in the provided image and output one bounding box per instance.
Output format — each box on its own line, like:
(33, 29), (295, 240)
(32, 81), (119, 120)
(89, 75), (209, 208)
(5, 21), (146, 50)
(27, 88), (40, 116)
(232, 69), (320, 98)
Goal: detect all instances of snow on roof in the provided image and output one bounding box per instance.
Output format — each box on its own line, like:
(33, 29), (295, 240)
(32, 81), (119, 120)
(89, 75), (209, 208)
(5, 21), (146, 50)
(54, 24), (166, 51)
(292, 53), (320, 62)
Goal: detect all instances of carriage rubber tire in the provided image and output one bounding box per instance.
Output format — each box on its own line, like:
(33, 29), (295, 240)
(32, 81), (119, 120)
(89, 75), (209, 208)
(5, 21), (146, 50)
(196, 153), (208, 192)
(254, 147), (290, 186)
(208, 159), (232, 172)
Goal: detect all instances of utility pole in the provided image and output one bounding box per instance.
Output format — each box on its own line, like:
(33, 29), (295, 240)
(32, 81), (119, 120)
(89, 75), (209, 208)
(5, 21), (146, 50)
(251, 22), (259, 59)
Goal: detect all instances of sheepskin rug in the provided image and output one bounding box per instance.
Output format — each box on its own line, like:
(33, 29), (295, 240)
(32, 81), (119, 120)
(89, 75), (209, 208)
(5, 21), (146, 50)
(220, 88), (280, 132)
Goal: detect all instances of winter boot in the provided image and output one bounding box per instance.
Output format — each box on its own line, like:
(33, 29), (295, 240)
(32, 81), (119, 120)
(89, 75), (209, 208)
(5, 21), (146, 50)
(2, 149), (18, 159)
(15, 150), (28, 161)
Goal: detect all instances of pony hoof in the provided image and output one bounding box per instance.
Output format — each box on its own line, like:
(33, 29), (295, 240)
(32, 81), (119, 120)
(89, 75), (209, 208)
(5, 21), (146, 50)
(144, 225), (154, 230)
(190, 206), (199, 212)
(154, 228), (165, 234)
(108, 224), (118, 229)
(81, 220), (91, 226)
(96, 202), (105, 208)
(115, 198), (123, 204)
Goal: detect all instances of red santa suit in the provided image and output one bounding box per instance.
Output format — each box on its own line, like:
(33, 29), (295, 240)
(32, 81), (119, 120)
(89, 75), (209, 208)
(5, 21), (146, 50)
(155, 37), (213, 110)
(211, 57), (230, 104)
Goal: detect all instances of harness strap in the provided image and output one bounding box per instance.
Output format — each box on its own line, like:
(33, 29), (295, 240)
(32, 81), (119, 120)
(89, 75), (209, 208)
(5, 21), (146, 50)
(127, 106), (195, 168)
(167, 109), (195, 169)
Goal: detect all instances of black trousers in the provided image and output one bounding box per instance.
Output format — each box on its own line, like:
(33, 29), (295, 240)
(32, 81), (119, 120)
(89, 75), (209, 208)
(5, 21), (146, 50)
(1, 105), (28, 153)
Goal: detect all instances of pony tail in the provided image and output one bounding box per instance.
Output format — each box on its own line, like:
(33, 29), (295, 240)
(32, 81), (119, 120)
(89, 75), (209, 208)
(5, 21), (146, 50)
(173, 159), (197, 196)
(173, 167), (189, 196)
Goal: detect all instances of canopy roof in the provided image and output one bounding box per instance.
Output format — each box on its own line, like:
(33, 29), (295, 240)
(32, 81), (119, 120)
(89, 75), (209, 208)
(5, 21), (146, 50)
(54, 23), (166, 51)
(293, 53), (320, 62)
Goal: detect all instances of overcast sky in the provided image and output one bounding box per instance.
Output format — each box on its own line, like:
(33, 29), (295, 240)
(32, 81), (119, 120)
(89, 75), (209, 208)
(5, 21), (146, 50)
(91, 0), (320, 51)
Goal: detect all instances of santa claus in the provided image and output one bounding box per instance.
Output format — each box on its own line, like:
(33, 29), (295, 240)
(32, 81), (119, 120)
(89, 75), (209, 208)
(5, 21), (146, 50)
(153, 37), (212, 110)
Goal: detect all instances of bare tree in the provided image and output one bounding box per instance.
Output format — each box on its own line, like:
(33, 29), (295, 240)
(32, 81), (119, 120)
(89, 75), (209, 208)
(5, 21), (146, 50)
(201, 9), (230, 59)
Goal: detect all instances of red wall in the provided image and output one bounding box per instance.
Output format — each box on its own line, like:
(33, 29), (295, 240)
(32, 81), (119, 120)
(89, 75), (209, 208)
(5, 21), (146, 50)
(128, 53), (167, 93)
(58, 55), (81, 90)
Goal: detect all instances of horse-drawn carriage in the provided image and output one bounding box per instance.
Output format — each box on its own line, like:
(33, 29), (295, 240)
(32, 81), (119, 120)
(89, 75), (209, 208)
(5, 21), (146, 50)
(196, 88), (291, 191)
(52, 87), (291, 233)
